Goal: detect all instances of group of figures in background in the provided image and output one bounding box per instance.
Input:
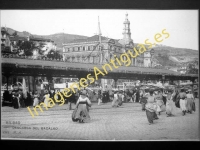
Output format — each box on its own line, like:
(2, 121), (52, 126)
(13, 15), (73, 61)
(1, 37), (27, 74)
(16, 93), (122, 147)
(141, 88), (196, 125)
(2, 83), (196, 124)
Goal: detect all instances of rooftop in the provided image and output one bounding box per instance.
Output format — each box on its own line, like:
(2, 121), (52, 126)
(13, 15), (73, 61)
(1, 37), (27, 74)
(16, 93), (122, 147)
(67, 35), (108, 44)
(2, 57), (183, 76)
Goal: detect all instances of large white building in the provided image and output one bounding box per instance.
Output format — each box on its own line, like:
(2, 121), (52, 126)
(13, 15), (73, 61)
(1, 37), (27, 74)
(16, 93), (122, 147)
(62, 13), (154, 67)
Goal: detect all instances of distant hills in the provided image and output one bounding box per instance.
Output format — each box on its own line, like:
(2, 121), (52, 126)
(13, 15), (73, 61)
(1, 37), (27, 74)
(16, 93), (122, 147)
(5, 27), (88, 50)
(152, 45), (198, 67)
(3, 27), (199, 68)
(40, 33), (88, 49)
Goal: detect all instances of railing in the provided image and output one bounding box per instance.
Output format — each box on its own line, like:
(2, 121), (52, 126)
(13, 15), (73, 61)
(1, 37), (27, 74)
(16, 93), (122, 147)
(1, 53), (64, 62)
(1, 53), (173, 71)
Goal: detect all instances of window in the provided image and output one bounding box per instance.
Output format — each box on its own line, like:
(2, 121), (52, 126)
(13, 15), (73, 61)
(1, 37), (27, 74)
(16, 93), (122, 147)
(88, 46), (90, 51)
(78, 47), (80, 51)
(83, 46), (85, 51)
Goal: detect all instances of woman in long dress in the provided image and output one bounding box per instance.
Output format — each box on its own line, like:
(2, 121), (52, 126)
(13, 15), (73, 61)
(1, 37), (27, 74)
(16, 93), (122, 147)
(18, 89), (25, 108)
(97, 90), (102, 105)
(155, 90), (165, 115)
(112, 91), (119, 107)
(141, 89), (148, 111)
(75, 90), (91, 123)
(33, 91), (39, 107)
(118, 91), (123, 106)
(166, 90), (174, 117)
(43, 90), (50, 107)
(13, 92), (20, 109)
(145, 89), (159, 125)
(102, 91), (107, 103)
(186, 89), (195, 114)
(68, 90), (76, 110)
(177, 88), (187, 116)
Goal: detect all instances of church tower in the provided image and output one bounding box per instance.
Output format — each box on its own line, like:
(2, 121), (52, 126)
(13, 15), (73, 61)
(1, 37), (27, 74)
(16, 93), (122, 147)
(122, 13), (133, 45)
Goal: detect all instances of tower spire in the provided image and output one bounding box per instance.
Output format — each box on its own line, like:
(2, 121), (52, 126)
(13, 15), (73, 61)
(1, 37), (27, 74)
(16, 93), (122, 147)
(98, 16), (102, 43)
(122, 13), (133, 45)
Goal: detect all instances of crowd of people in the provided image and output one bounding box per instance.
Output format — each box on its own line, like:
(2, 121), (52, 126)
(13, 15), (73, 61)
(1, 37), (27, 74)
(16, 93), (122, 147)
(142, 88), (196, 125)
(2, 84), (196, 125)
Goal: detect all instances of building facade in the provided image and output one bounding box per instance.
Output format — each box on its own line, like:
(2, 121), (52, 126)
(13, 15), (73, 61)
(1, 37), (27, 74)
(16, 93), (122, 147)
(1, 27), (11, 48)
(1, 27), (57, 57)
(62, 13), (153, 67)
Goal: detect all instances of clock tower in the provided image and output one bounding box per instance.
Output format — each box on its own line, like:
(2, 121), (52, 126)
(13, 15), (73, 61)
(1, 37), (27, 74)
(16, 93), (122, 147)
(122, 13), (133, 45)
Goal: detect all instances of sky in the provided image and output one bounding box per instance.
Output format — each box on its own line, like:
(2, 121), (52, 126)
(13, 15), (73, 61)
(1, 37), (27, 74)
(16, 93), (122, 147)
(0, 9), (198, 50)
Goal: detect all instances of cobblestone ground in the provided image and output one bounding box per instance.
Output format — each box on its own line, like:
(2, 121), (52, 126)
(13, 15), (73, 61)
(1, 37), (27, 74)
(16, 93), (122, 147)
(1, 99), (199, 141)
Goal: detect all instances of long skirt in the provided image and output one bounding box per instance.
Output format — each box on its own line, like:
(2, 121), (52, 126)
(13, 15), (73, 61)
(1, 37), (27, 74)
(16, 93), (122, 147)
(136, 95), (139, 102)
(13, 98), (19, 109)
(180, 99), (187, 111)
(186, 98), (193, 113)
(146, 109), (157, 124)
(166, 101), (173, 115)
(75, 104), (90, 123)
(98, 98), (102, 105)
(33, 98), (39, 107)
(141, 103), (146, 111)
(44, 99), (49, 107)
(19, 98), (25, 108)
(112, 98), (118, 107)
(156, 100), (165, 112)
(118, 99), (123, 106)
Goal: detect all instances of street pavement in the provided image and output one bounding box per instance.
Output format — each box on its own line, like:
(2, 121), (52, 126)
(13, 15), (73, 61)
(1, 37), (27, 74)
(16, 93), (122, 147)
(1, 99), (199, 141)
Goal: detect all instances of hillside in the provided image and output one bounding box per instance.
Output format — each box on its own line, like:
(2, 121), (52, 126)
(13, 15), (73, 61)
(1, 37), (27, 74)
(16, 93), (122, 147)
(151, 45), (198, 67)
(36, 33), (88, 48)
(152, 45), (198, 56)
(5, 27), (88, 49)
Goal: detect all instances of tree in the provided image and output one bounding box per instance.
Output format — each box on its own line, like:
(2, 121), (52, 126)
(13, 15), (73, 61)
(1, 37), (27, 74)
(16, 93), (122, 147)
(18, 41), (34, 56)
(187, 63), (198, 74)
(46, 49), (63, 59)
(17, 41), (46, 56)
(12, 31), (18, 36)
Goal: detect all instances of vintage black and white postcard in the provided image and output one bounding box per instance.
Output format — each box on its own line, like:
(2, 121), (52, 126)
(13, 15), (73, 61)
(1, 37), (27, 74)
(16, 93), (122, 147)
(1, 9), (199, 141)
